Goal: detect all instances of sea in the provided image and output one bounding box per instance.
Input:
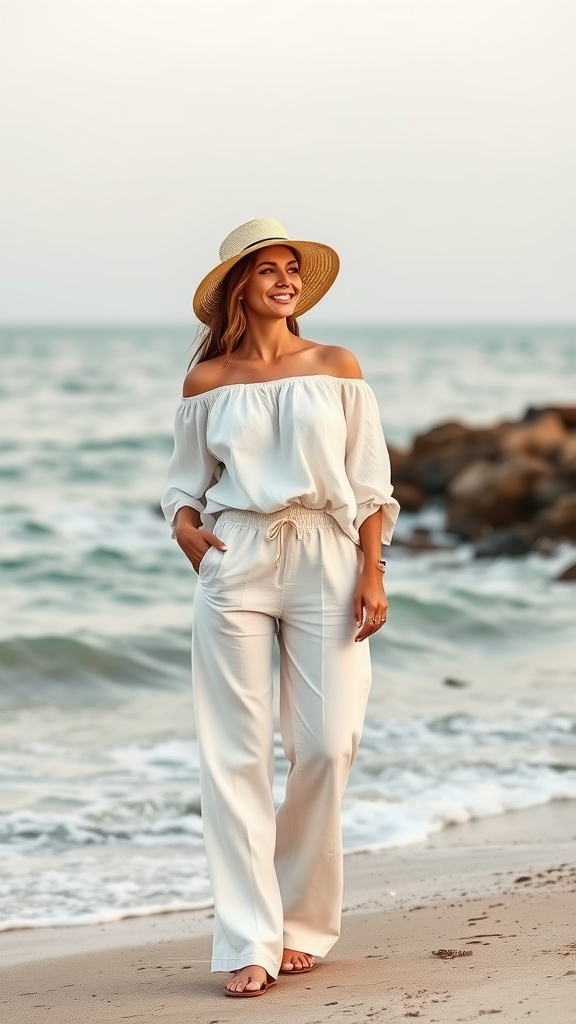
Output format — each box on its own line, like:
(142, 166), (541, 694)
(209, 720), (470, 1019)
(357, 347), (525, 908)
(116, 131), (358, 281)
(1, 324), (575, 932)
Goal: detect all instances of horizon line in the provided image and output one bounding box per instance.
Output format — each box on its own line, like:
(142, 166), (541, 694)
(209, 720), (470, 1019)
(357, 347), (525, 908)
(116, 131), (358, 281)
(1, 319), (575, 330)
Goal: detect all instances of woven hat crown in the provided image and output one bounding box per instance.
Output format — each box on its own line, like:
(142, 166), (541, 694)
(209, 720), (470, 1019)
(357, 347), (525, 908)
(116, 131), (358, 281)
(219, 218), (292, 263)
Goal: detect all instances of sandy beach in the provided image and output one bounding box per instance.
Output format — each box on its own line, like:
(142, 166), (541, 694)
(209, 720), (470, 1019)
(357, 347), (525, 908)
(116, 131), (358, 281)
(3, 800), (575, 1023)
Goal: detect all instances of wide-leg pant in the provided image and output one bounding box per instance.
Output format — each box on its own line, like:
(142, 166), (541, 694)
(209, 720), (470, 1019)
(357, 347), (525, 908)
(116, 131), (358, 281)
(192, 504), (372, 978)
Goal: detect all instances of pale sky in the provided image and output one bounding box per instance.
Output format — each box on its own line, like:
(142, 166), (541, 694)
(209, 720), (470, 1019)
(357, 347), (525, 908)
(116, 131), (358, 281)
(1, 0), (575, 324)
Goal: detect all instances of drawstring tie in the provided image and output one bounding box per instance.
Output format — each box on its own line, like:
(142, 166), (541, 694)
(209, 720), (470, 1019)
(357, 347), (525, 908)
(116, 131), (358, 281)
(265, 516), (303, 567)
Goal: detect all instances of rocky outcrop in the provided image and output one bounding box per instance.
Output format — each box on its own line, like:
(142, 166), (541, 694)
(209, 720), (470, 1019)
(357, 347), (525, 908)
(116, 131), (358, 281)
(556, 562), (576, 581)
(473, 528), (532, 559)
(389, 478), (427, 512)
(447, 456), (550, 539)
(390, 422), (505, 495)
(500, 410), (567, 460)
(392, 406), (576, 552)
(534, 493), (576, 541)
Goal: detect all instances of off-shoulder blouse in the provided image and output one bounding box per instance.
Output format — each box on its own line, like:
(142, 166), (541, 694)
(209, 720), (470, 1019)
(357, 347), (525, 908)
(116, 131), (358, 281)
(161, 374), (399, 546)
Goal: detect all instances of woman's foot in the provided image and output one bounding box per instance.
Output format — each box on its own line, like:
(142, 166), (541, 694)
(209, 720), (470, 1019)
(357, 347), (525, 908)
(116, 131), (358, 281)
(280, 948), (315, 973)
(224, 965), (273, 997)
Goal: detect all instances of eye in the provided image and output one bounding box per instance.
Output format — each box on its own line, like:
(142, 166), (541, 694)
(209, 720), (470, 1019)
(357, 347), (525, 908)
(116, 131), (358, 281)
(288, 266), (300, 274)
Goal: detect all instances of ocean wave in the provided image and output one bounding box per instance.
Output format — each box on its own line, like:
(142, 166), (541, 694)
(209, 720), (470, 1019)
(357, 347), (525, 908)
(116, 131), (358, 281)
(1, 775), (575, 931)
(0, 635), (188, 702)
(0, 849), (212, 932)
(360, 711), (576, 754)
(342, 763), (576, 854)
(0, 901), (214, 933)
(1, 712), (576, 929)
(0, 797), (204, 855)
(3, 757), (574, 858)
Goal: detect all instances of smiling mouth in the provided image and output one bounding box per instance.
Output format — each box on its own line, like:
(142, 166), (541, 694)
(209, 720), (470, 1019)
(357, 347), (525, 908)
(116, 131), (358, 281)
(269, 293), (296, 303)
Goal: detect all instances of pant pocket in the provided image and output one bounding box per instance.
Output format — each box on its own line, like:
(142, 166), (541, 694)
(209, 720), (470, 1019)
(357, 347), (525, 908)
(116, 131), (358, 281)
(198, 543), (221, 583)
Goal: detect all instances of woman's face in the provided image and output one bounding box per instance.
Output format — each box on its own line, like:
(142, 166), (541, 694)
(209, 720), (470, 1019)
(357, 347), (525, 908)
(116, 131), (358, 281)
(242, 245), (302, 320)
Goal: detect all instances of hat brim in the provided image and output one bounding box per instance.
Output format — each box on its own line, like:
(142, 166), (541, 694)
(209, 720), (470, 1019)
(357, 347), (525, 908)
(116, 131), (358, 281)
(192, 238), (340, 325)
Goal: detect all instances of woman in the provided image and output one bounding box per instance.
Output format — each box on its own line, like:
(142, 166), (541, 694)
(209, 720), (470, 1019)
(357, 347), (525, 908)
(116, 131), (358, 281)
(161, 218), (399, 998)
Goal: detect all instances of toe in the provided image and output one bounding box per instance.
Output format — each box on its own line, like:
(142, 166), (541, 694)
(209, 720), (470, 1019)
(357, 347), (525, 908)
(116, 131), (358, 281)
(282, 948), (315, 971)
(226, 967), (266, 993)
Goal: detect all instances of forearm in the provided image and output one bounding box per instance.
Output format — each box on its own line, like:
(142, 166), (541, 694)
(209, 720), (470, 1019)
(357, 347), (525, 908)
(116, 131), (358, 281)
(358, 508), (384, 576)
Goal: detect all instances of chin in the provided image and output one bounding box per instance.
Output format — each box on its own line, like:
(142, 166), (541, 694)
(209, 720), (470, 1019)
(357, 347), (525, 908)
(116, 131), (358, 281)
(266, 303), (298, 317)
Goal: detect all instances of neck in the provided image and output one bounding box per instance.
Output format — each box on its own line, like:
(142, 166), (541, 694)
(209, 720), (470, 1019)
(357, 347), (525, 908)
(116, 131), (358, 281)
(238, 317), (295, 362)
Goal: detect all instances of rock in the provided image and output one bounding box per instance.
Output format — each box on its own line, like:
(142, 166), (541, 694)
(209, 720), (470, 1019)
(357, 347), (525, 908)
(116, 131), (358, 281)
(448, 459), (497, 503)
(388, 445), (410, 474)
(394, 528), (455, 552)
(531, 474), (574, 508)
(392, 481), (427, 512)
(401, 449), (472, 494)
(449, 456), (549, 506)
(443, 677), (470, 688)
(396, 437), (503, 496)
(412, 421), (475, 455)
(394, 421), (506, 496)
(542, 405), (576, 429)
(531, 536), (558, 554)
(473, 528), (531, 558)
(555, 562), (576, 582)
(534, 493), (576, 541)
(500, 411), (567, 460)
(558, 433), (576, 475)
(392, 407), (576, 550)
(447, 457), (550, 539)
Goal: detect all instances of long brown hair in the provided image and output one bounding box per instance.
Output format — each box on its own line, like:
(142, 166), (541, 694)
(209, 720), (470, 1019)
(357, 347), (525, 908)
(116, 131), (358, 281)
(190, 249), (301, 367)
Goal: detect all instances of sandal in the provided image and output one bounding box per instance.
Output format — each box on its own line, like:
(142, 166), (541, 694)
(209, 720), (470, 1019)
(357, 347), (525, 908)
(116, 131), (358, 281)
(224, 970), (276, 998)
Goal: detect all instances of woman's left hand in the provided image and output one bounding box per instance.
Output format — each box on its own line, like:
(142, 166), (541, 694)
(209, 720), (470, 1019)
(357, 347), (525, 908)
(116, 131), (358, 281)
(354, 570), (388, 642)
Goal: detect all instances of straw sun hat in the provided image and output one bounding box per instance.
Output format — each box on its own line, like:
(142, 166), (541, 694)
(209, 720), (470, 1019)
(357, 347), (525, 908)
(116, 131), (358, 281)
(192, 218), (340, 325)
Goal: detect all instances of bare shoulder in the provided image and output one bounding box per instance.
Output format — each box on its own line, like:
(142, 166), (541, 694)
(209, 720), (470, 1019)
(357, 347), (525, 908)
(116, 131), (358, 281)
(182, 357), (225, 398)
(314, 344), (363, 380)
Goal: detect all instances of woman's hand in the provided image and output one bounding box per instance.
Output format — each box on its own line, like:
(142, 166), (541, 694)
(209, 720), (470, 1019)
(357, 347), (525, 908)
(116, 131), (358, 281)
(175, 520), (227, 574)
(354, 567), (388, 642)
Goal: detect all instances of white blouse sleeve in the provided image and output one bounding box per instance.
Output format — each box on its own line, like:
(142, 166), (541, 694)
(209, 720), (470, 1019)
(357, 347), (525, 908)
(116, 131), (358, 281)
(161, 398), (221, 536)
(342, 379), (400, 545)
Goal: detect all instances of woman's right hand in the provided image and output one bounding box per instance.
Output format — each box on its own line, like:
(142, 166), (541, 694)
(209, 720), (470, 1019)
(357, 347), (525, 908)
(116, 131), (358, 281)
(174, 521), (227, 574)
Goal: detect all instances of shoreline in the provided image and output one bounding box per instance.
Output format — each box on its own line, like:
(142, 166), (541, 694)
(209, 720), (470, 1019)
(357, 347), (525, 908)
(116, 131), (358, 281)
(3, 801), (575, 1022)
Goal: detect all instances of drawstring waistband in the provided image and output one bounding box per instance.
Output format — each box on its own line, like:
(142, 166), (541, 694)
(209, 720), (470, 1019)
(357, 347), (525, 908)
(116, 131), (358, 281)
(217, 504), (339, 567)
(265, 516), (303, 567)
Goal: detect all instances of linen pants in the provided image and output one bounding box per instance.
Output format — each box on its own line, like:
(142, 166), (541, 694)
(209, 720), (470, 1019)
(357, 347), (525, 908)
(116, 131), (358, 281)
(192, 504), (372, 978)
